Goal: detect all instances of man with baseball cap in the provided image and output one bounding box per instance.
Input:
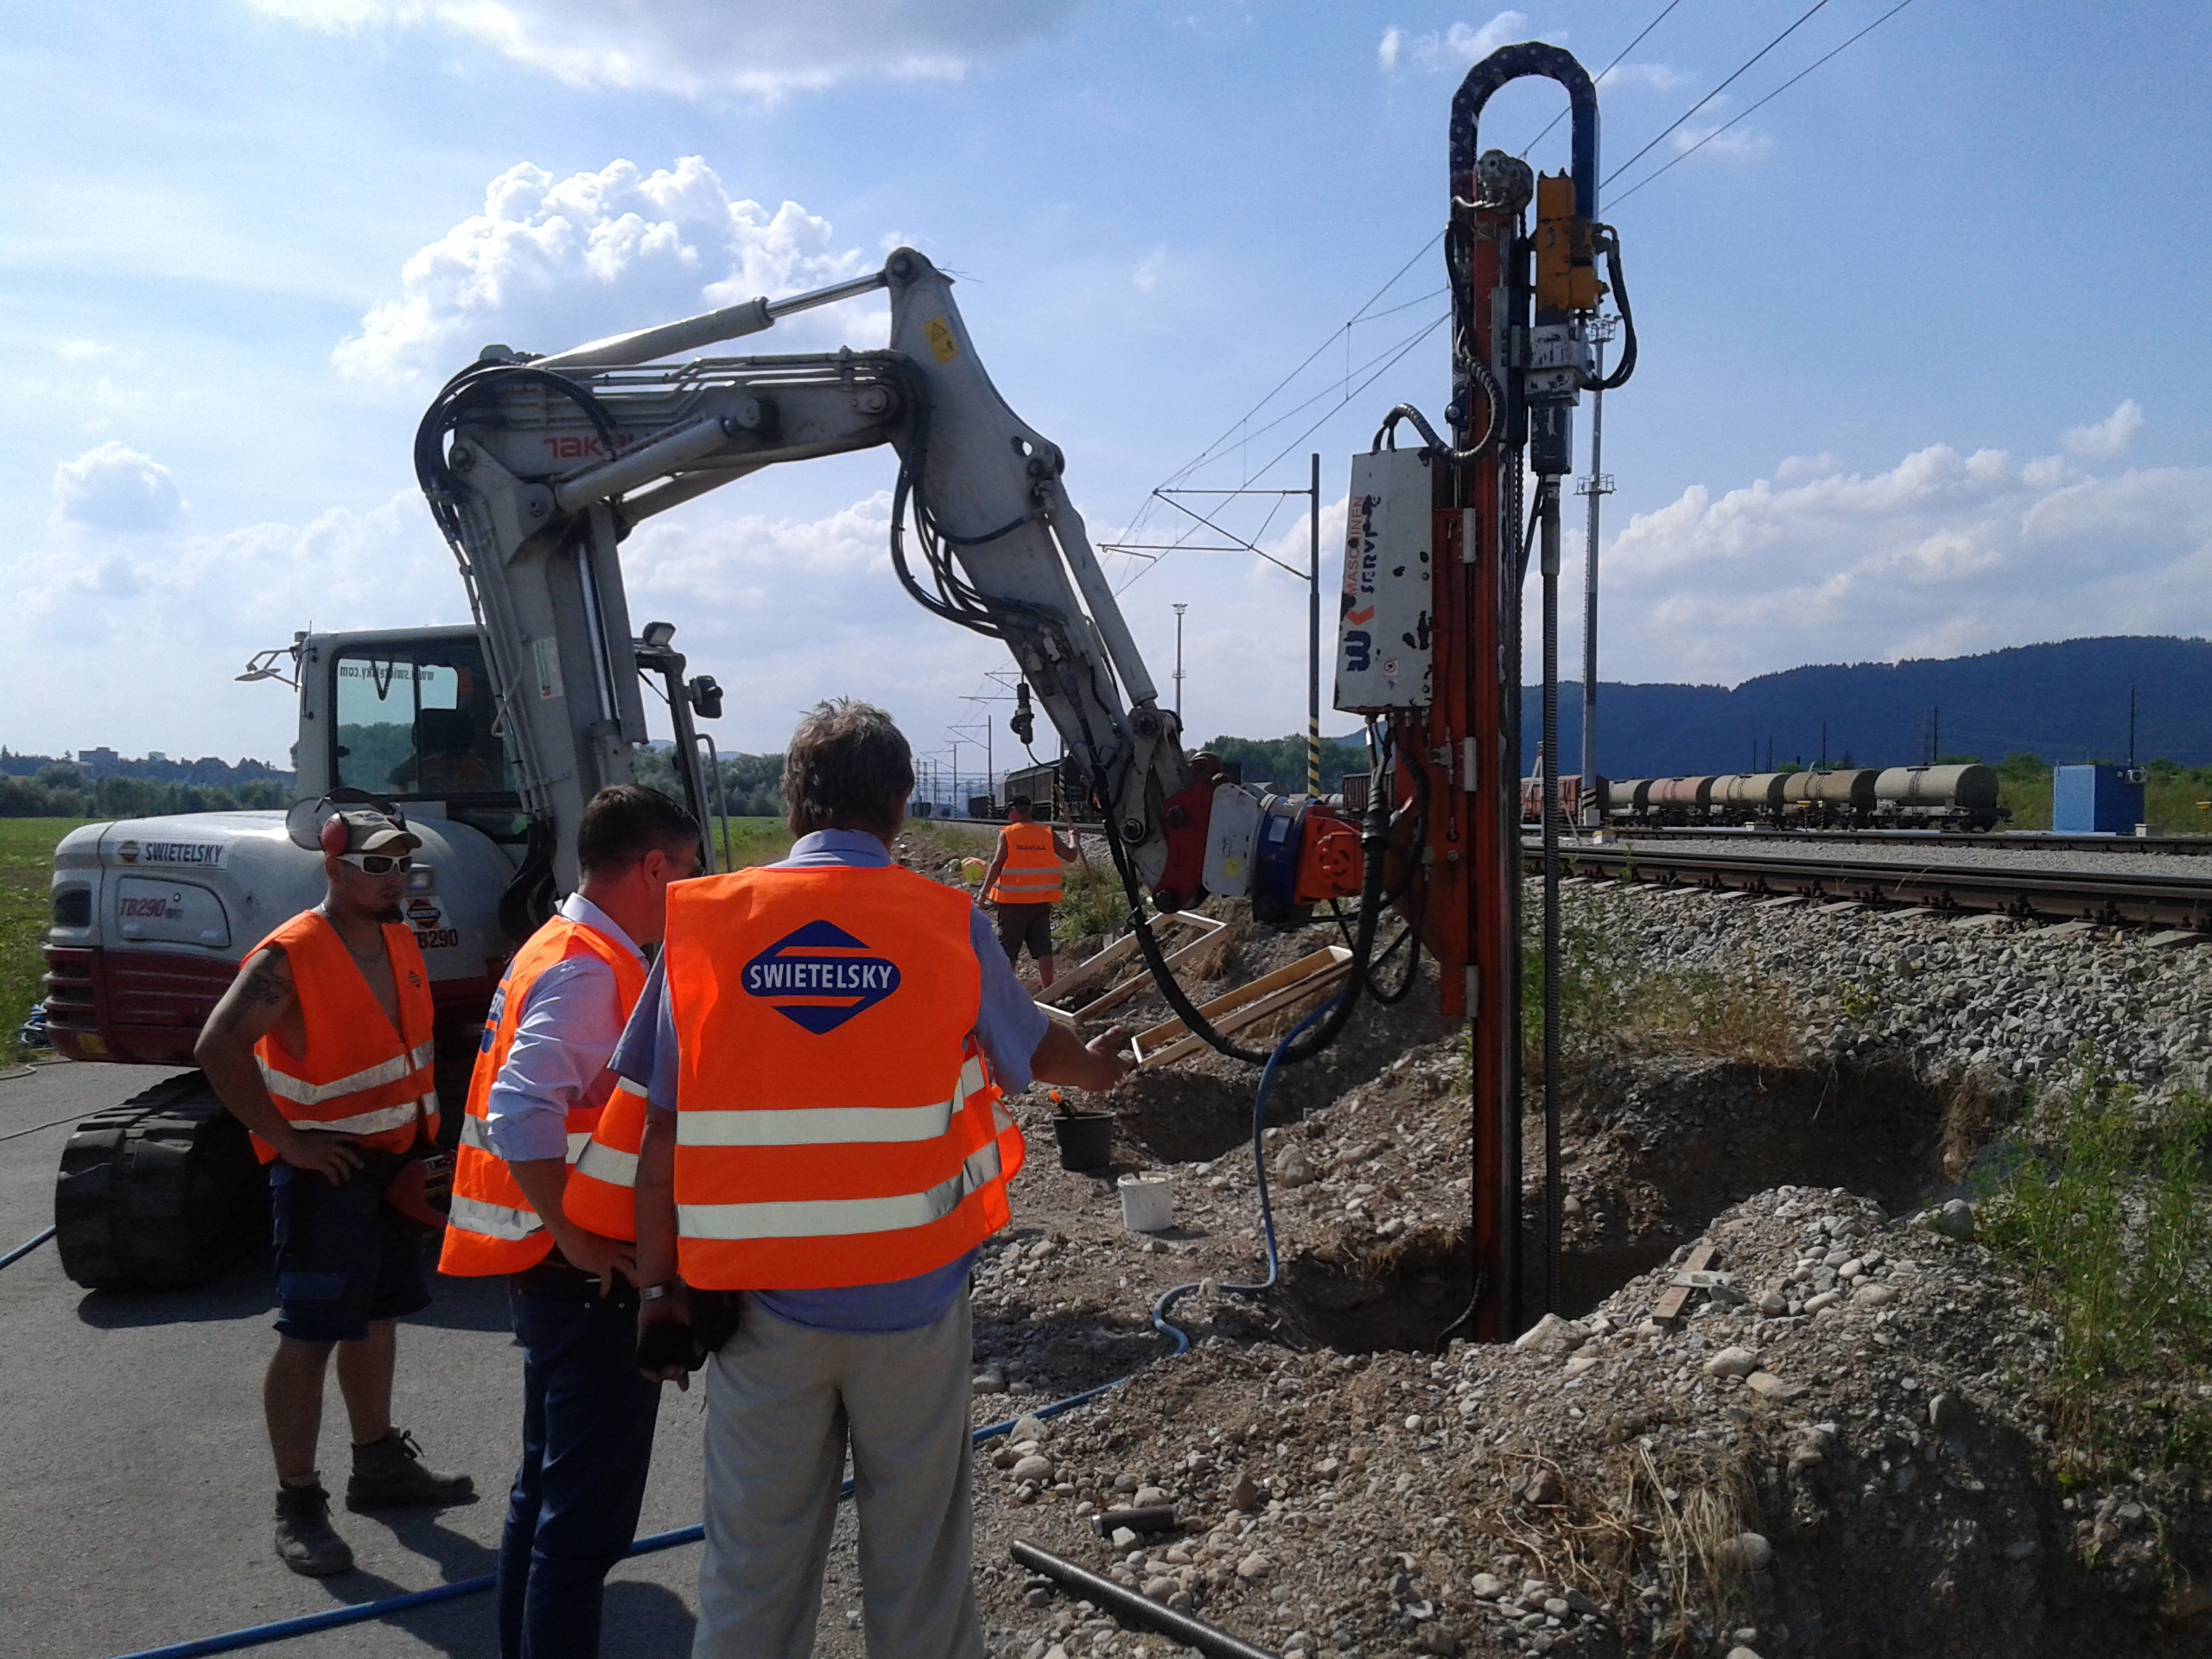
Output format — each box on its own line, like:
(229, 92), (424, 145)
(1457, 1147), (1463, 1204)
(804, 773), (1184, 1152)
(197, 803), (474, 1577)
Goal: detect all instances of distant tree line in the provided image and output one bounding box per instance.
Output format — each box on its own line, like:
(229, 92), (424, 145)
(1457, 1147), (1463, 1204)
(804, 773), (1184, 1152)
(1195, 734), (1370, 792)
(632, 746), (786, 818)
(0, 763), (291, 818)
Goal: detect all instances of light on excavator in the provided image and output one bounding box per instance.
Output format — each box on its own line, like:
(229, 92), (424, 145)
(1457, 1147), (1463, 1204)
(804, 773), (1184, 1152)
(640, 620), (677, 648)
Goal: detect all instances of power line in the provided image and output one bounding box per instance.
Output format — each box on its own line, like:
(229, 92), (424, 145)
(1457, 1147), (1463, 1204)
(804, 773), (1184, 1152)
(1521, 0), (1687, 156)
(1609, 0), (1916, 207)
(1603, 0), (1832, 190)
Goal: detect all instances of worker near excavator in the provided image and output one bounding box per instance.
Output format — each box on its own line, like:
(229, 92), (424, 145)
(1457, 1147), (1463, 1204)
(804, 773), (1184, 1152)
(979, 792), (1082, 990)
(617, 698), (1132, 1658)
(194, 804), (474, 1579)
(438, 784), (701, 1659)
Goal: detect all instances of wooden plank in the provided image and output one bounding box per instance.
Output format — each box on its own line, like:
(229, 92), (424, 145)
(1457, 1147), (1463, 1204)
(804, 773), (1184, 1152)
(1132, 947), (1354, 1070)
(1045, 912), (1222, 1006)
(1076, 915), (1230, 1019)
(1649, 1242), (1716, 1325)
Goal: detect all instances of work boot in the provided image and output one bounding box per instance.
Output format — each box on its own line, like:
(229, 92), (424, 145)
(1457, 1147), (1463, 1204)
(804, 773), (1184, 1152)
(345, 1428), (475, 1511)
(273, 1480), (354, 1576)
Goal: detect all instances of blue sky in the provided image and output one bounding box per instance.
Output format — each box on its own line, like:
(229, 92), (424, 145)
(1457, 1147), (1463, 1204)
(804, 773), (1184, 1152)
(4, 1), (2207, 785)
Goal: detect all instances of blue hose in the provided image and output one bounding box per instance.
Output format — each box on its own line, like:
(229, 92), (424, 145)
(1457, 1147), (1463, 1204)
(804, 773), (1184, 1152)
(110, 1006), (1338, 1659)
(2, 1224), (54, 1271)
(1151, 995), (1340, 1351)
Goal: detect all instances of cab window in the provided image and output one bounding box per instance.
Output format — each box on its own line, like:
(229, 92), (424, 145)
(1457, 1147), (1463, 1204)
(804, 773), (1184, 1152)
(333, 643), (514, 801)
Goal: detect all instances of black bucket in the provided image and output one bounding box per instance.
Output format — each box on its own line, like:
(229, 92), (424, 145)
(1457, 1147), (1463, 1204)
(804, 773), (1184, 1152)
(1052, 1112), (1116, 1173)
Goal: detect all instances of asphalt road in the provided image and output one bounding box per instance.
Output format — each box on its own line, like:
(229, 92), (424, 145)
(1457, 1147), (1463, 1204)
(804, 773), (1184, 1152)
(0, 1058), (893, 1659)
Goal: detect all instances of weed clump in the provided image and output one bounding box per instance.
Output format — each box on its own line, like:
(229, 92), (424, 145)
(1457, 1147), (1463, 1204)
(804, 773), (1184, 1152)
(1976, 1069), (2212, 1472)
(1522, 912), (1802, 1077)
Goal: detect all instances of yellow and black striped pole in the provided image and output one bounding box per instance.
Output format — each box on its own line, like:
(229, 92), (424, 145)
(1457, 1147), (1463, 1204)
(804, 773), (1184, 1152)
(1308, 452), (1323, 797)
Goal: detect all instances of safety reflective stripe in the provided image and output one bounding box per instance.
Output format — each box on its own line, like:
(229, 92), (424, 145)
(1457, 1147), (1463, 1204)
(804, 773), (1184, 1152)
(296, 1094), (434, 1137)
(677, 1140), (1004, 1242)
(258, 1039), (436, 1106)
(567, 1130), (591, 1162)
(453, 1115), (589, 1166)
(677, 1054), (985, 1148)
(575, 1140), (639, 1187)
(990, 872), (1061, 893)
(447, 1193), (543, 1243)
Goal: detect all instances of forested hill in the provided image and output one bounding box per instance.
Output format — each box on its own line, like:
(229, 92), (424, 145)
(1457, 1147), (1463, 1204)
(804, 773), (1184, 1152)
(1517, 636), (2212, 775)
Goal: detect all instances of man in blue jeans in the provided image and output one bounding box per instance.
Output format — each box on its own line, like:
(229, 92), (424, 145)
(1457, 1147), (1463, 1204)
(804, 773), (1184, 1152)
(437, 785), (700, 1658)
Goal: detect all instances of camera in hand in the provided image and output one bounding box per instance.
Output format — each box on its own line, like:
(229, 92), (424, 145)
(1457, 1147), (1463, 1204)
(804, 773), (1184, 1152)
(636, 1319), (702, 1374)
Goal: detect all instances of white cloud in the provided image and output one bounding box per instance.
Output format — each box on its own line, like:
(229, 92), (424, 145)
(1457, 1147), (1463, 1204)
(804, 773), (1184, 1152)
(2063, 399), (2144, 461)
(1377, 13), (1530, 74)
(334, 157), (876, 385)
(53, 442), (188, 533)
(246, 0), (1073, 101)
(1669, 118), (1766, 162)
(1586, 411), (2212, 685)
(1133, 247), (1166, 296)
(1596, 62), (1689, 92)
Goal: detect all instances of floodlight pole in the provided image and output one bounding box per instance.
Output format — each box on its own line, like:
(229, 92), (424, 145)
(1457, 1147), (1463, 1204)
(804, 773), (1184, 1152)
(1575, 319), (1616, 827)
(1172, 603), (1187, 721)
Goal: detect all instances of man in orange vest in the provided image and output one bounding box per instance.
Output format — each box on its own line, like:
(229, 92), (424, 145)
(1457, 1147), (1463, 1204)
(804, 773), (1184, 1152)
(195, 804), (474, 1578)
(437, 784), (699, 1659)
(618, 700), (1131, 1658)
(978, 792), (1083, 988)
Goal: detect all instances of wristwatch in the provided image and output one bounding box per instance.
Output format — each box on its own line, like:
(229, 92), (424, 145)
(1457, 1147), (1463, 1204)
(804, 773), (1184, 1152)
(639, 1284), (677, 1302)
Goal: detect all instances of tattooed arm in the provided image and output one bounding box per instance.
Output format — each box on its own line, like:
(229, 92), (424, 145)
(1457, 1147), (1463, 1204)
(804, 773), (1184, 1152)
(195, 945), (362, 1182)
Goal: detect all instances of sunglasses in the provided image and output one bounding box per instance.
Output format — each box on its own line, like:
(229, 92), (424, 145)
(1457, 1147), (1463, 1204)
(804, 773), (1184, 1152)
(339, 852), (414, 875)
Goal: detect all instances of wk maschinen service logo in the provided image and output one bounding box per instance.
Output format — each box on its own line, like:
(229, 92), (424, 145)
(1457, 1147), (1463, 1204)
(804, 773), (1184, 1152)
(742, 921), (901, 1033)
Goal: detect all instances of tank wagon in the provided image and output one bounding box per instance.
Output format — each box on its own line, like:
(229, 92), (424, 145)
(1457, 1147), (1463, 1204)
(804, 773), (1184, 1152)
(1601, 761), (2005, 831)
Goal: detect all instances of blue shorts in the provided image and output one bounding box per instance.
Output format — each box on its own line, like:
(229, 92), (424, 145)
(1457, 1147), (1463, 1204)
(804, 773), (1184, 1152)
(270, 1160), (432, 1344)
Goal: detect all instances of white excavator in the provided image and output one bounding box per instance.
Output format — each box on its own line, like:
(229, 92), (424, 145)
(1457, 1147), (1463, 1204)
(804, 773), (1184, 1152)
(46, 41), (1634, 1339)
(41, 248), (1376, 1287)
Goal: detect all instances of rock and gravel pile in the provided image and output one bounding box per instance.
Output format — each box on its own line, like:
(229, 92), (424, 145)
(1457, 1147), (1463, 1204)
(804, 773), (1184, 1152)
(859, 849), (2212, 1657)
(1554, 876), (2212, 1101)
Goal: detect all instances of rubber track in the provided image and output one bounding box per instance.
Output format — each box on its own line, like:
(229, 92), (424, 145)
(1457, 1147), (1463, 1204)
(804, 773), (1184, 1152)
(54, 1074), (266, 1289)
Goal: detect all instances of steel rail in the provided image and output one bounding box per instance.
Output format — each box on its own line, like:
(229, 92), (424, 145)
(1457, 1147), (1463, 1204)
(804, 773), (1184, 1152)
(1605, 825), (2212, 857)
(1525, 842), (2212, 931)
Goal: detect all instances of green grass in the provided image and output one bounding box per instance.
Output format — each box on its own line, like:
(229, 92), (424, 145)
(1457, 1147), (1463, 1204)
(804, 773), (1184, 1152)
(2, 818), (91, 1068)
(1999, 768), (2212, 835)
(1976, 1071), (2212, 1475)
(1523, 895), (1802, 1077)
(704, 816), (797, 872)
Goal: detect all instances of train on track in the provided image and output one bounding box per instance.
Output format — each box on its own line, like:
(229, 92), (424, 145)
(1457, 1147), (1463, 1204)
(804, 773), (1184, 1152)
(1521, 763), (2009, 832)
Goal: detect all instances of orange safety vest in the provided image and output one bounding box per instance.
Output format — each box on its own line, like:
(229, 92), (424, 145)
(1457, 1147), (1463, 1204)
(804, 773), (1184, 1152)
(249, 910), (438, 1163)
(987, 821), (1064, 905)
(665, 865), (1025, 1290)
(439, 914), (647, 1274)
(565, 1077), (650, 1241)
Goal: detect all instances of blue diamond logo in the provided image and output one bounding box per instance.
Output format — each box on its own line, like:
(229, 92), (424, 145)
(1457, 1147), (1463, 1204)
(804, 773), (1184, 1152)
(741, 920), (902, 1033)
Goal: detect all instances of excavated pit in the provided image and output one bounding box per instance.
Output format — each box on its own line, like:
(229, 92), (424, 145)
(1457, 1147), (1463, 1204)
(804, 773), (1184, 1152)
(1182, 1052), (1968, 1354)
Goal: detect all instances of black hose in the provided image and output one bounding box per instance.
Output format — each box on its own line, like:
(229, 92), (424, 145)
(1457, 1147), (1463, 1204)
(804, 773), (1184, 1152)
(1588, 226), (1638, 391)
(1011, 1541), (1281, 1659)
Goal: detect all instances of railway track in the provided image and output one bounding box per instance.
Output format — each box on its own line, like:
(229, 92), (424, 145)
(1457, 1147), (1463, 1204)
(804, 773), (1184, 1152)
(1599, 824), (2212, 857)
(1522, 841), (2212, 933)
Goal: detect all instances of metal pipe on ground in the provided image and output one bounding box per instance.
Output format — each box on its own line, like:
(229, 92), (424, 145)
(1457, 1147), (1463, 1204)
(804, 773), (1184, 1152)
(1010, 1540), (1281, 1659)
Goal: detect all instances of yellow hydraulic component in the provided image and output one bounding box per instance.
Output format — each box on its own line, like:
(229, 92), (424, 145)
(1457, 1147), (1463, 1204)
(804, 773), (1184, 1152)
(1534, 172), (1605, 314)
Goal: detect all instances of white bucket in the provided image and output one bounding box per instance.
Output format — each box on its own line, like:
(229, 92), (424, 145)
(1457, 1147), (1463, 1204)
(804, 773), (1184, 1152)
(1117, 1173), (1175, 1233)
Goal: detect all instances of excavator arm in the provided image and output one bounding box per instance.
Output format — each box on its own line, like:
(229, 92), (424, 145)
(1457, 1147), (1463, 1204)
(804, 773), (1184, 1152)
(414, 249), (1190, 917)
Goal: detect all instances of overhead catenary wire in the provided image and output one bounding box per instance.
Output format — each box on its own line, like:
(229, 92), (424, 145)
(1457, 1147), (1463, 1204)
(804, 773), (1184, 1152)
(1602, 0), (1833, 189)
(1608, 0), (1918, 207)
(1519, 0), (1688, 156)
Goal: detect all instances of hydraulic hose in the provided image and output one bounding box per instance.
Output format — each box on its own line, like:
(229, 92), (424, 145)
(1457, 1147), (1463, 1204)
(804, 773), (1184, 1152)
(1151, 997), (1338, 1350)
(1013, 1541), (1281, 1659)
(1, 1224), (54, 1272)
(1089, 733), (1387, 1069)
